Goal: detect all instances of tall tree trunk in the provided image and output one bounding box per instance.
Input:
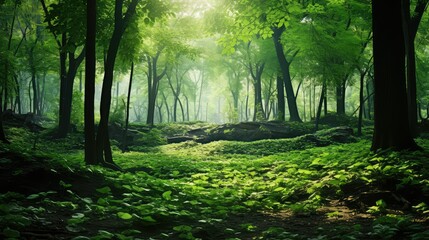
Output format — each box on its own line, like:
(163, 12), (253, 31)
(146, 54), (166, 125)
(402, 0), (429, 137)
(14, 76), (21, 114)
(185, 95), (189, 121)
(272, 26), (302, 122)
(358, 70), (366, 135)
(0, 89), (9, 143)
(30, 54), (39, 116)
(196, 70), (204, 120)
(336, 82), (346, 115)
(161, 92), (170, 123)
(366, 78), (373, 120)
(122, 62), (134, 152)
(276, 74), (285, 121)
(252, 75), (265, 121)
(303, 86), (306, 122)
(85, 0), (96, 165)
(58, 51), (85, 137)
(371, 0), (418, 150)
(323, 88), (328, 116)
(315, 83), (326, 131)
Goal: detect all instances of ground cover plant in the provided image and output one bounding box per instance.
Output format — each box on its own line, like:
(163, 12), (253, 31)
(1, 125), (429, 239)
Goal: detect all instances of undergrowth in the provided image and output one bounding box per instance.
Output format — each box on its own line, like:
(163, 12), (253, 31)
(0, 126), (428, 239)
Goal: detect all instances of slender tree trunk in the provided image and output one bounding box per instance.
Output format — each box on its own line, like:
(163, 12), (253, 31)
(14, 76), (21, 114)
(85, 0), (96, 165)
(30, 67), (38, 116)
(123, 62), (134, 152)
(245, 77), (250, 121)
(366, 78), (372, 120)
(402, 0), (429, 137)
(39, 72), (46, 115)
(358, 70), (366, 135)
(336, 83), (346, 115)
(185, 95), (189, 121)
(371, 0), (418, 150)
(196, 70), (204, 120)
(28, 81), (32, 113)
(161, 92), (170, 123)
(323, 89), (328, 116)
(315, 83), (326, 131)
(302, 87), (307, 122)
(0, 89), (9, 143)
(276, 74), (285, 121)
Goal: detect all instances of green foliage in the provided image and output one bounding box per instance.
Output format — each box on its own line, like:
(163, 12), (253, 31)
(2, 126), (429, 239)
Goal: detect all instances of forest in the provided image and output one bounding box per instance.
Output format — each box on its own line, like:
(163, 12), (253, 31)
(1, 0), (429, 239)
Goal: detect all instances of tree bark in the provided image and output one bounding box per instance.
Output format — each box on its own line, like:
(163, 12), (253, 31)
(335, 79), (347, 115)
(371, 0), (418, 150)
(57, 50), (85, 137)
(122, 61), (134, 152)
(315, 83), (326, 131)
(276, 74), (285, 121)
(85, 0), (96, 165)
(401, 0), (429, 137)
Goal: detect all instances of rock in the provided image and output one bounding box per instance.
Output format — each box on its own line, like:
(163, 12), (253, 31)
(315, 126), (355, 143)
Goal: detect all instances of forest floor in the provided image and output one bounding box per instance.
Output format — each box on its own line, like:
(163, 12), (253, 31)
(1, 124), (429, 239)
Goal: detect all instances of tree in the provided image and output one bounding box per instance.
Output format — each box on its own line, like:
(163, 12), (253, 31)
(95, 0), (140, 168)
(402, 0), (429, 136)
(95, 0), (167, 166)
(40, 0), (86, 137)
(371, 0), (418, 150)
(84, 0), (96, 165)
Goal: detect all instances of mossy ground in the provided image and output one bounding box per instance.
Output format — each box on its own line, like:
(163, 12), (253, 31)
(1, 124), (429, 239)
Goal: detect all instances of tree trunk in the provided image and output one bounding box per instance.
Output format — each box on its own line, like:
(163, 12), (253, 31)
(272, 26), (302, 122)
(14, 76), (21, 114)
(336, 83), (346, 115)
(358, 70), (366, 136)
(85, 0), (96, 165)
(0, 89), (9, 143)
(58, 51), (85, 137)
(185, 95), (189, 121)
(122, 61), (134, 152)
(323, 89), (328, 116)
(276, 74), (285, 121)
(252, 75), (265, 121)
(146, 54), (166, 125)
(402, 0), (429, 137)
(371, 0), (418, 150)
(315, 83), (326, 131)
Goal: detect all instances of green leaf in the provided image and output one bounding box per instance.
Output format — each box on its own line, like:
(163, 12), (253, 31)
(71, 236), (90, 240)
(162, 191), (172, 200)
(142, 216), (156, 223)
(72, 213), (85, 219)
(27, 194), (40, 200)
(117, 212), (133, 220)
(96, 186), (111, 194)
(173, 225), (192, 232)
(3, 227), (20, 238)
(274, 187), (284, 192)
(60, 180), (72, 188)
